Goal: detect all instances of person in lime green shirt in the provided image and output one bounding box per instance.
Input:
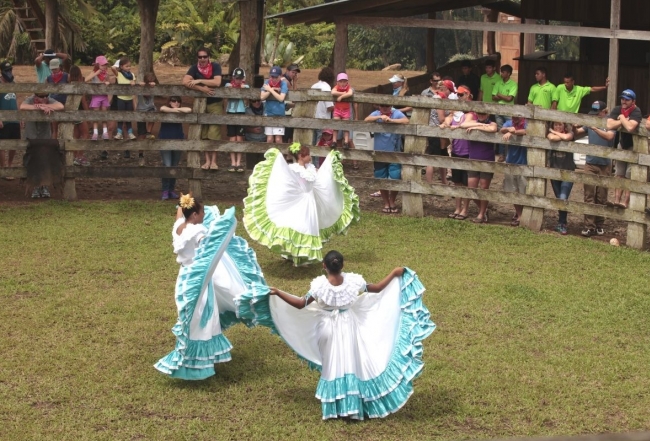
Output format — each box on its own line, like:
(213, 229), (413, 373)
(478, 59), (499, 103)
(527, 67), (556, 109)
(551, 73), (608, 113)
(492, 64), (518, 106)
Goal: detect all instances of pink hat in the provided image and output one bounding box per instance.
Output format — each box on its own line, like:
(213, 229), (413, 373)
(322, 129), (334, 135)
(95, 55), (108, 66)
(336, 72), (348, 81)
(442, 80), (456, 92)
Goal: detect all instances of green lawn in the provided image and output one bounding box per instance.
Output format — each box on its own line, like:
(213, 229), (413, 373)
(1, 201), (650, 441)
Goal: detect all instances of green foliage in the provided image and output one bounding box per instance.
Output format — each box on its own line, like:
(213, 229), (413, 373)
(283, 22), (334, 68)
(347, 25), (426, 70)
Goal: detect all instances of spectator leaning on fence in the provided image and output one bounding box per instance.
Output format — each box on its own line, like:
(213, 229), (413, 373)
(46, 58), (68, 140)
(282, 63), (300, 143)
(183, 47), (223, 171)
(35, 49), (69, 84)
(500, 115), (528, 226)
(224, 67), (249, 173)
(158, 96), (192, 200)
(261, 65), (289, 144)
(573, 100), (615, 237)
(365, 104), (409, 214)
(136, 72), (159, 166)
(606, 88), (642, 210)
(421, 75), (448, 185)
(0, 60), (19, 179)
(552, 73), (608, 113)
(311, 66), (335, 150)
(68, 65), (91, 167)
(20, 92), (64, 198)
(478, 59), (498, 103)
(244, 98), (266, 143)
(546, 122), (575, 235)
(492, 64), (517, 128)
(527, 67), (556, 109)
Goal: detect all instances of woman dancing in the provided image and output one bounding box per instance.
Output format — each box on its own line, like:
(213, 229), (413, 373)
(155, 194), (271, 380)
(243, 143), (360, 266)
(269, 250), (435, 420)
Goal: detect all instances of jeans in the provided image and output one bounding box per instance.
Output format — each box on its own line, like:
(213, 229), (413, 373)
(161, 150), (182, 192)
(551, 180), (573, 224)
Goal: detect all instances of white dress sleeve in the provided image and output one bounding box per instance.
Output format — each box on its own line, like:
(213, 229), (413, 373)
(172, 220), (208, 266)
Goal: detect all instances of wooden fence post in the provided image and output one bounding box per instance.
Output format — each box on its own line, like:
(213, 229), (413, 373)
(626, 133), (649, 249)
(292, 101), (317, 146)
(186, 97), (207, 198)
(402, 108), (428, 217)
(60, 94), (82, 201)
(520, 117), (547, 230)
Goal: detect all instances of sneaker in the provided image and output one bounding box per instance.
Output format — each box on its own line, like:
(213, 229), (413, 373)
(581, 228), (596, 237)
(555, 223), (567, 235)
(114, 131), (123, 140)
(330, 142), (338, 149)
(138, 155), (145, 167)
(123, 150), (131, 159)
(343, 142), (350, 149)
(80, 156), (91, 166)
(31, 187), (41, 198)
(73, 158), (82, 166)
(40, 186), (50, 198)
(146, 133), (156, 140)
(102, 132), (110, 140)
(169, 191), (179, 199)
(91, 133), (99, 141)
(596, 228), (605, 236)
(128, 132), (136, 140)
(100, 151), (108, 160)
(161, 191), (170, 200)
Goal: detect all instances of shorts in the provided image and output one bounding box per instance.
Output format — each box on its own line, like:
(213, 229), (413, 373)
(450, 152), (469, 185)
(373, 162), (402, 180)
(0, 122), (21, 140)
(425, 137), (446, 156)
(227, 125), (245, 138)
(503, 174), (528, 193)
(110, 95), (118, 110)
(265, 127), (285, 136)
(90, 95), (110, 109)
(467, 170), (494, 180)
(614, 160), (632, 179)
(201, 102), (224, 140)
(333, 108), (351, 120)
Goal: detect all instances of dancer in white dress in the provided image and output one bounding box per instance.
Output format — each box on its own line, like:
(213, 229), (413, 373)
(155, 194), (271, 380)
(269, 250), (435, 419)
(244, 143), (360, 266)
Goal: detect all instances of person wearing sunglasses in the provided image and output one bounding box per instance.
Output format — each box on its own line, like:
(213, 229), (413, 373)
(183, 47), (223, 170)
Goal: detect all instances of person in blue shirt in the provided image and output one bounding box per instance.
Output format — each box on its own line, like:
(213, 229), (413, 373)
(0, 60), (19, 178)
(34, 49), (69, 84)
(500, 115), (528, 226)
(225, 67), (250, 172)
(261, 66), (289, 144)
(364, 104), (409, 213)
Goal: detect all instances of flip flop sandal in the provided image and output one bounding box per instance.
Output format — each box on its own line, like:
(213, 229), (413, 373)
(454, 214), (468, 220)
(390, 207), (400, 214)
(511, 219), (520, 227)
(382, 207), (391, 213)
(448, 213), (459, 218)
(237, 167), (245, 173)
(228, 166), (236, 172)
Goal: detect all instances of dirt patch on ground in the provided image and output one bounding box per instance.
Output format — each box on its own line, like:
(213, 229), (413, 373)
(0, 65), (630, 244)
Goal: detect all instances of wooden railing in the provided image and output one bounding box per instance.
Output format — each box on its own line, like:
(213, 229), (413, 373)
(1, 83), (649, 249)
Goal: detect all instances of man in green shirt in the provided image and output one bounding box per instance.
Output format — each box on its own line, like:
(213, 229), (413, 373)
(492, 64), (518, 132)
(527, 67), (556, 109)
(551, 73), (608, 113)
(478, 60), (499, 103)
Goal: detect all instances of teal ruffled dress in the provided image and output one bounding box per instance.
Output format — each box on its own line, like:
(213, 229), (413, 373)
(243, 148), (360, 266)
(269, 268), (435, 419)
(155, 206), (272, 380)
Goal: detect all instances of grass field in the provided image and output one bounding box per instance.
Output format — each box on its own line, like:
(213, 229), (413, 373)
(1, 201), (650, 441)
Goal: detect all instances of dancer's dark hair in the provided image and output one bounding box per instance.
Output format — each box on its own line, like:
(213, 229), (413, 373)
(179, 193), (203, 219)
(324, 250), (344, 273)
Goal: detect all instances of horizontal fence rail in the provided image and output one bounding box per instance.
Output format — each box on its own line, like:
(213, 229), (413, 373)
(1, 83), (649, 248)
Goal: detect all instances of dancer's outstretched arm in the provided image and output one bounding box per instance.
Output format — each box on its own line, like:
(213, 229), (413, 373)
(269, 287), (315, 309)
(366, 267), (404, 293)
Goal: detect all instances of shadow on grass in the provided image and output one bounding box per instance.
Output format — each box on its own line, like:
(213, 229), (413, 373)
(391, 385), (460, 420)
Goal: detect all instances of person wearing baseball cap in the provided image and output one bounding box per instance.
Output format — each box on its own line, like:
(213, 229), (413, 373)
(0, 60), (19, 179)
(261, 66), (289, 144)
(574, 100), (615, 237)
(331, 72), (354, 149)
(225, 67), (249, 172)
(607, 89), (642, 209)
(34, 48), (69, 83)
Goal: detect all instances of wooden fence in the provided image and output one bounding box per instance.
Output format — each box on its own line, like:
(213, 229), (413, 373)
(0, 83), (649, 249)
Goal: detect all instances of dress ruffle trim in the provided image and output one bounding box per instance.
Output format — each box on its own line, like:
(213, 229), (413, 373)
(289, 162), (317, 181)
(243, 148), (360, 267)
(154, 207), (237, 380)
(314, 268), (435, 420)
(310, 273), (366, 307)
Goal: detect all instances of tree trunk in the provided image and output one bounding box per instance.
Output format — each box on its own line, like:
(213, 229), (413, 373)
(239, 0), (260, 75)
(227, 35), (241, 74)
(44, 0), (59, 49)
(137, 0), (161, 76)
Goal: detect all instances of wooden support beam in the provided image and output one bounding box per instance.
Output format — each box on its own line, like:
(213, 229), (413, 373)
(401, 108), (428, 217)
(239, 0), (260, 75)
(485, 9), (498, 55)
(626, 133), (649, 249)
(520, 119), (547, 230)
(607, 0), (621, 110)
(186, 98), (207, 198)
(333, 20), (348, 75)
(292, 101), (317, 146)
(426, 12), (436, 72)
(59, 94), (81, 201)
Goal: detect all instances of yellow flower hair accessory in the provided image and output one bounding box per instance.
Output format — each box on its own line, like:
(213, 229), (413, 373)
(289, 142), (302, 155)
(179, 193), (195, 210)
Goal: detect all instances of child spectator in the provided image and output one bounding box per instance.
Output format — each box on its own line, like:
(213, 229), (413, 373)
(68, 66), (91, 166)
(0, 60), (19, 178)
(244, 99), (265, 142)
(225, 67), (249, 172)
(546, 121), (575, 235)
(261, 65), (288, 144)
(500, 115), (528, 225)
(46, 58), (68, 139)
(111, 57), (137, 163)
(85, 55), (112, 142)
(332, 72), (354, 149)
(314, 129), (335, 168)
(158, 97), (192, 200)
(136, 72), (159, 167)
